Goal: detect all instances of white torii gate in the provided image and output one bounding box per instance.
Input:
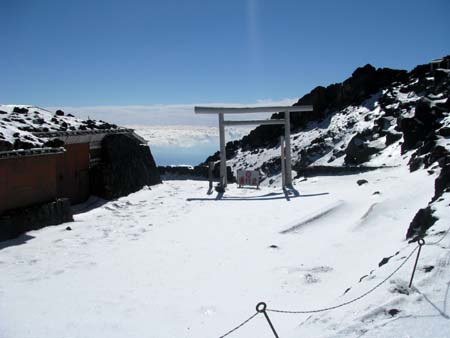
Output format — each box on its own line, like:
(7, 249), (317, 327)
(194, 105), (313, 189)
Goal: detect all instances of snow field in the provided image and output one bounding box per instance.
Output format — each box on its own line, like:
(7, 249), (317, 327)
(0, 166), (449, 338)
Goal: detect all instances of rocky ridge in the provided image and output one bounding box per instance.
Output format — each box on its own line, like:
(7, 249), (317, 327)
(203, 56), (450, 240)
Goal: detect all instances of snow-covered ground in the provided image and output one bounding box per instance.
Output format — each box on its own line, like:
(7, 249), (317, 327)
(1, 166), (449, 337)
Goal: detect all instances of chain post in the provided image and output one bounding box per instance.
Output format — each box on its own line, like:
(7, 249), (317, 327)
(256, 302), (280, 338)
(409, 238), (425, 288)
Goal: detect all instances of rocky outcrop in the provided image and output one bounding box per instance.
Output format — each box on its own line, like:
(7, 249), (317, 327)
(433, 161), (450, 201)
(405, 206), (438, 240)
(344, 131), (381, 165)
(90, 134), (161, 200)
(400, 99), (443, 154)
(0, 199), (73, 242)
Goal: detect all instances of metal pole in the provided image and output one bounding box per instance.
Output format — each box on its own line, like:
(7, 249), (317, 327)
(284, 111), (292, 186)
(208, 161), (213, 191)
(280, 136), (286, 189)
(409, 239), (425, 288)
(218, 113), (227, 188)
(256, 302), (279, 338)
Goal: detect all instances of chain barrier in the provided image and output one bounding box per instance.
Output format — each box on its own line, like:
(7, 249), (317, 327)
(217, 231), (450, 337)
(218, 312), (259, 338)
(267, 244), (419, 314)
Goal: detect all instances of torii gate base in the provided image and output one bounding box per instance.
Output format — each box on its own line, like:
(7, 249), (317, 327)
(194, 105), (313, 190)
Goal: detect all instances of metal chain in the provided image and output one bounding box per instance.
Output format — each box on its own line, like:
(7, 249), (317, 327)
(216, 233), (448, 335)
(267, 245), (419, 314)
(218, 312), (259, 338)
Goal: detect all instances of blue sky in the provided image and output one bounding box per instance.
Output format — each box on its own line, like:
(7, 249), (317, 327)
(1, 0), (449, 114)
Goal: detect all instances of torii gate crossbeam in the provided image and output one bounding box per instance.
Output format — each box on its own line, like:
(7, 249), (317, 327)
(194, 105), (313, 189)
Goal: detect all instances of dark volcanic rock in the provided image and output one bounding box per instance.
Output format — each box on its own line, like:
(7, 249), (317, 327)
(405, 206), (438, 239)
(159, 163), (235, 183)
(400, 99), (442, 153)
(13, 139), (35, 150)
(0, 199), (73, 242)
(385, 131), (402, 146)
(90, 134), (161, 200)
(344, 133), (380, 165)
(0, 140), (13, 152)
(12, 107), (28, 114)
(291, 65), (407, 120)
(55, 110), (65, 116)
(159, 165), (209, 179)
(357, 179), (368, 186)
(400, 117), (426, 152)
(433, 161), (450, 201)
(43, 139), (65, 148)
(438, 127), (450, 137)
(222, 64), (407, 154)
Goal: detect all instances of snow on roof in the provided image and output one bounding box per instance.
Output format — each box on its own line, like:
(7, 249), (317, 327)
(0, 105), (122, 153)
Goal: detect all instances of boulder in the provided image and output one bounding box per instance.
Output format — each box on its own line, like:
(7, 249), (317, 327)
(13, 139), (35, 150)
(433, 161), (450, 201)
(43, 139), (65, 148)
(414, 99), (440, 127)
(344, 133), (380, 165)
(90, 134), (161, 200)
(0, 140), (13, 152)
(357, 179), (368, 186)
(405, 206), (438, 239)
(385, 131), (402, 146)
(438, 127), (450, 137)
(12, 107), (28, 114)
(400, 118), (426, 152)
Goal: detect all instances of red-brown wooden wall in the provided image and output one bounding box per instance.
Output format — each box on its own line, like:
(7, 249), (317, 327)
(0, 143), (91, 215)
(0, 153), (62, 214)
(57, 143), (90, 205)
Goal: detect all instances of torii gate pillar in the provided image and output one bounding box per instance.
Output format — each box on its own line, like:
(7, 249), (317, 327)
(218, 113), (227, 187)
(284, 111), (292, 186)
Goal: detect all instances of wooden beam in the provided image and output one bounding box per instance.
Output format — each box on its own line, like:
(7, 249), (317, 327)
(195, 105), (313, 115)
(223, 119), (285, 126)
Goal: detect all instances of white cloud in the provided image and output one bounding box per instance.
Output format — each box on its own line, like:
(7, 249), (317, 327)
(46, 98), (297, 127)
(130, 125), (253, 148)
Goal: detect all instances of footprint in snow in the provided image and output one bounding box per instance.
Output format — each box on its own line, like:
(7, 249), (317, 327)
(199, 306), (217, 316)
(304, 273), (320, 284)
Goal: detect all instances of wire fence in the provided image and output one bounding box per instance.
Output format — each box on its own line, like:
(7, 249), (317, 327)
(216, 227), (450, 337)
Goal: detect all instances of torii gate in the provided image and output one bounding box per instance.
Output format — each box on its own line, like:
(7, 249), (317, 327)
(194, 105), (313, 189)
